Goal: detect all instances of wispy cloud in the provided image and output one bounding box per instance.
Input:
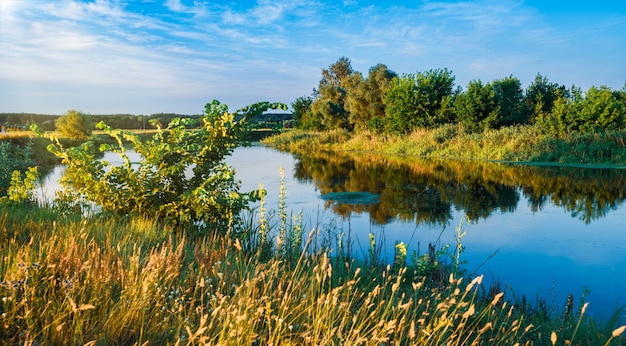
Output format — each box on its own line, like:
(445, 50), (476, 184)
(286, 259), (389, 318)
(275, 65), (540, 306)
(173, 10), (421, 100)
(0, 0), (624, 114)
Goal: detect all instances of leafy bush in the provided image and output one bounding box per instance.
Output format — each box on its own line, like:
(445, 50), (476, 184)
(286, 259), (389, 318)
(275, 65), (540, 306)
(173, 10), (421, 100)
(0, 167), (39, 205)
(38, 100), (287, 233)
(0, 141), (35, 196)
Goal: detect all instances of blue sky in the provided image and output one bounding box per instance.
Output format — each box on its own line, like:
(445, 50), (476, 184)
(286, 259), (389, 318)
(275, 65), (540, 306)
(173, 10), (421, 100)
(0, 0), (625, 115)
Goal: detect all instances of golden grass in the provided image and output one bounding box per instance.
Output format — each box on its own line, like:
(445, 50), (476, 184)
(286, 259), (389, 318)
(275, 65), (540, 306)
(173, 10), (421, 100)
(0, 130), (34, 140)
(0, 206), (623, 345)
(264, 125), (626, 166)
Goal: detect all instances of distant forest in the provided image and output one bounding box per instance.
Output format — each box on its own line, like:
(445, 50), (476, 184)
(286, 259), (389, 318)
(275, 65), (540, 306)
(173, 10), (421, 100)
(0, 111), (292, 132)
(0, 112), (200, 131)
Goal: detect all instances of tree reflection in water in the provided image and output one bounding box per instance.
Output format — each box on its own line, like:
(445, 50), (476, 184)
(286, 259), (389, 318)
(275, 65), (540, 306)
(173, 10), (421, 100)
(293, 151), (626, 225)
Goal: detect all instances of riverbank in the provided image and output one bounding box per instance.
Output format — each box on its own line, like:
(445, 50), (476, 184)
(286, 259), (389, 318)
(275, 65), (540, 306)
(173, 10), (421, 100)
(262, 124), (626, 167)
(3, 124), (626, 343)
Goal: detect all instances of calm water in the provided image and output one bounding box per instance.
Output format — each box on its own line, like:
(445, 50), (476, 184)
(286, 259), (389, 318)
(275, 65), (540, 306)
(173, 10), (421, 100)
(40, 144), (626, 321)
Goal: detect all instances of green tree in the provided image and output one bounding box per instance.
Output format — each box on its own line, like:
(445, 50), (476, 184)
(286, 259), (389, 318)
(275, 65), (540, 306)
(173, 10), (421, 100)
(291, 95), (315, 128)
(524, 74), (569, 123)
(534, 95), (571, 137)
(39, 100), (287, 233)
(574, 86), (626, 133)
(454, 80), (498, 132)
(384, 69), (456, 134)
(492, 76), (525, 126)
(309, 57), (355, 130)
(55, 110), (93, 141)
(345, 63), (397, 132)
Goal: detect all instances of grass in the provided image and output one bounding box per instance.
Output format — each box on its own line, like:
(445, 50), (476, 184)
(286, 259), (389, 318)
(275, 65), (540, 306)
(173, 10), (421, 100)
(1, 126), (625, 343)
(0, 200), (625, 344)
(263, 125), (626, 166)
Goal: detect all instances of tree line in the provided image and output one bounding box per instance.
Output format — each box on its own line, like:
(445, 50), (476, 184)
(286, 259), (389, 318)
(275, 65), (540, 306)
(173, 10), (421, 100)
(292, 57), (626, 137)
(0, 112), (200, 132)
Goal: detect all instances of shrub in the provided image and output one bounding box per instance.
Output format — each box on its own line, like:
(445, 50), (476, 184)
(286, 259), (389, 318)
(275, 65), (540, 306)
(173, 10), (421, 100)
(36, 100), (287, 233)
(0, 141), (35, 196)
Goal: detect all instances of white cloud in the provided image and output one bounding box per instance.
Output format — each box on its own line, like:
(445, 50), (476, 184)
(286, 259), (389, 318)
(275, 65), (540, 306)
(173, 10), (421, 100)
(0, 0), (624, 114)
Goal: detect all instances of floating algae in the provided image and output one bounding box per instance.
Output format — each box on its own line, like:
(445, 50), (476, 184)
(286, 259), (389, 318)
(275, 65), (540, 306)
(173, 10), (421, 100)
(319, 191), (380, 205)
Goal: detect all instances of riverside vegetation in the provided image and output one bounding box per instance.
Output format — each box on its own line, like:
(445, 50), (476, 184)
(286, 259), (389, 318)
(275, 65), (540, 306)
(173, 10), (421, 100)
(0, 100), (625, 344)
(284, 57), (626, 166)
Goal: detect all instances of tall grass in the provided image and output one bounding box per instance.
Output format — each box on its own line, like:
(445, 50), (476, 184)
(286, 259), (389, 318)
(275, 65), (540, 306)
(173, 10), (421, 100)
(1, 201), (624, 344)
(261, 128), (351, 154)
(265, 125), (626, 166)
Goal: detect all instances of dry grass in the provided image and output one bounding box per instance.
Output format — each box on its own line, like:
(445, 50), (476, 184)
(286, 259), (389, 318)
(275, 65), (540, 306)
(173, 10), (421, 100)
(0, 205), (624, 345)
(0, 130), (34, 140)
(265, 125), (626, 166)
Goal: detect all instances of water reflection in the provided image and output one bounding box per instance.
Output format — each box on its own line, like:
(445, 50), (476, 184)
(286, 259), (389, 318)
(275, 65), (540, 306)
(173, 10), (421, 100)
(293, 151), (626, 225)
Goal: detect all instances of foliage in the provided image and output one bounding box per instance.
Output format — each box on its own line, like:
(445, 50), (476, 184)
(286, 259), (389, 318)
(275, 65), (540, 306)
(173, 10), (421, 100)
(0, 141), (35, 196)
(291, 58), (625, 146)
(0, 166), (38, 205)
(260, 128), (351, 154)
(291, 96), (313, 126)
(535, 86), (626, 137)
(344, 63), (397, 132)
(573, 86), (626, 133)
(308, 57), (355, 130)
(454, 80), (499, 132)
(37, 100), (287, 232)
(492, 76), (525, 126)
(0, 113), (58, 130)
(55, 109), (94, 141)
(523, 74), (570, 123)
(384, 69), (456, 134)
(268, 122), (626, 167)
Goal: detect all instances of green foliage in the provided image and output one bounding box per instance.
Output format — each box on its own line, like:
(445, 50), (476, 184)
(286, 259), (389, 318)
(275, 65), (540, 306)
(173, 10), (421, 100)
(454, 80), (499, 132)
(55, 109), (94, 141)
(0, 141), (35, 196)
(384, 69), (456, 134)
(291, 58), (625, 147)
(40, 100), (287, 233)
(0, 166), (38, 205)
(575, 86), (626, 133)
(290, 95), (314, 127)
(345, 63), (397, 131)
(308, 57), (355, 130)
(492, 76), (525, 126)
(523, 74), (570, 123)
(535, 85), (626, 137)
(534, 95), (571, 137)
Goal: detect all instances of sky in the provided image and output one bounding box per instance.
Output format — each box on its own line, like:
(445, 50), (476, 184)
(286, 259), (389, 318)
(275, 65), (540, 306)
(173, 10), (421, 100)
(0, 0), (625, 115)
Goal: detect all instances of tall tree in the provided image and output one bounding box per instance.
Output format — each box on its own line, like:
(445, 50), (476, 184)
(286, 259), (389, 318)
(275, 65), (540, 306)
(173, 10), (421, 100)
(454, 80), (498, 132)
(345, 63), (397, 131)
(492, 76), (525, 126)
(310, 57), (355, 130)
(524, 74), (569, 123)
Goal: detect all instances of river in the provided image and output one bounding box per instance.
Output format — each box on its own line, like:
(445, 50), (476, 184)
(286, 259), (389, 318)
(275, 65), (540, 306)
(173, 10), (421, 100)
(39, 143), (626, 321)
